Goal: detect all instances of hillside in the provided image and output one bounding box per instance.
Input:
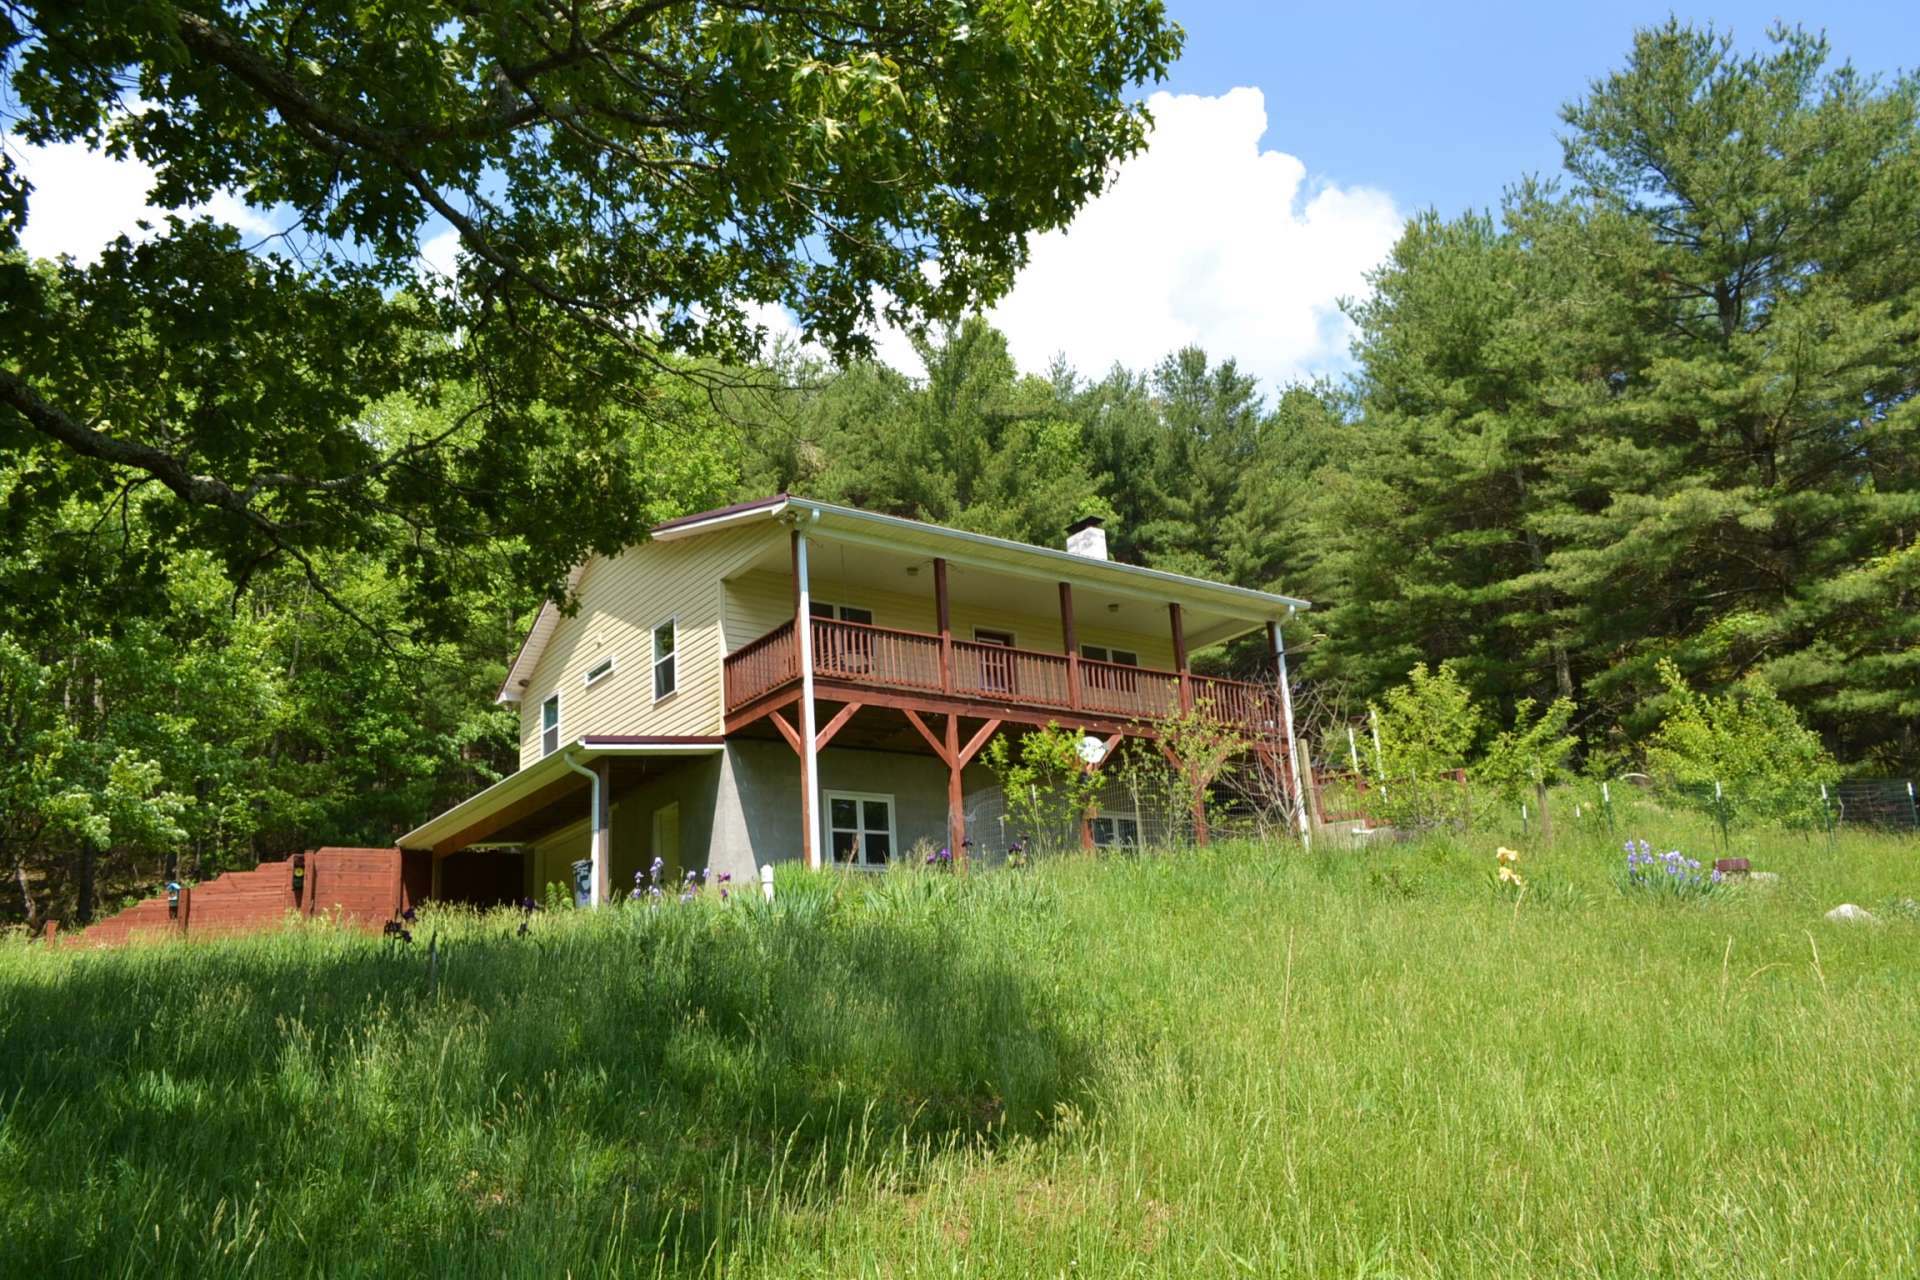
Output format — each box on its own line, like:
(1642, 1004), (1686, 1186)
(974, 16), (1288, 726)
(3, 832), (1916, 1277)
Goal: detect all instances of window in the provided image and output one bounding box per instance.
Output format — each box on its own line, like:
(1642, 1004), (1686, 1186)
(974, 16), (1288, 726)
(824, 791), (895, 867)
(974, 628), (1017, 694)
(584, 655), (615, 687)
(652, 619), (676, 700)
(809, 601), (875, 624)
(811, 603), (875, 674)
(1080, 644), (1139, 666)
(1090, 811), (1141, 848)
(541, 694), (560, 756)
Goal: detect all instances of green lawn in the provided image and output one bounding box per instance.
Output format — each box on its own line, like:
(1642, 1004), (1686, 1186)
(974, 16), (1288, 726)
(2, 826), (1917, 1277)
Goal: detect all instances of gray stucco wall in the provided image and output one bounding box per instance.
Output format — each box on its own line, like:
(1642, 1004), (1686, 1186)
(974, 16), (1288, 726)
(707, 740), (995, 878)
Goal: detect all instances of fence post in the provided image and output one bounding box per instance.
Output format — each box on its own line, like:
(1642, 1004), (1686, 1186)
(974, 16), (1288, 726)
(1520, 801), (1529, 840)
(1908, 780), (1918, 833)
(1602, 780), (1615, 837)
(1713, 780), (1729, 852)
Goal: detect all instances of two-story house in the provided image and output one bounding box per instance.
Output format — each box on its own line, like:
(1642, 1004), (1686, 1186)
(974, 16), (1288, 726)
(398, 496), (1310, 904)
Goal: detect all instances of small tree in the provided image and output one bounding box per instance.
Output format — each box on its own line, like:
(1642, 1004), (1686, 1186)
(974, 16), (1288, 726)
(979, 724), (1107, 855)
(1645, 660), (1840, 829)
(1474, 697), (1578, 840)
(1369, 662), (1482, 831)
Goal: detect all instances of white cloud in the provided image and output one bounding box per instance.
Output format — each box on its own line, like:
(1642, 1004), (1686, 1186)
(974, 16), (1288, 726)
(986, 86), (1403, 391)
(7, 134), (280, 263)
(418, 227), (462, 279)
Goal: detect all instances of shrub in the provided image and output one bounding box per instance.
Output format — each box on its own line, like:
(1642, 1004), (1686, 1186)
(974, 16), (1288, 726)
(1645, 660), (1840, 829)
(1368, 662), (1481, 831)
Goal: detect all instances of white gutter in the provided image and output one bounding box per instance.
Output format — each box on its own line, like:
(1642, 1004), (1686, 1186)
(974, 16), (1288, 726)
(560, 748), (607, 907)
(801, 498), (1311, 612)
(650, 497), (791, 541)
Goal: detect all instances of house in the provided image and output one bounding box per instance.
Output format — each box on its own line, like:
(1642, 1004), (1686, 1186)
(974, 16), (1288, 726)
(397, 496), (1310, 903)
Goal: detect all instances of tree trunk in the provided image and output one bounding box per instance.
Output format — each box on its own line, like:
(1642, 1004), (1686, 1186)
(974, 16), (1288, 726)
(77, 842), (96, 925)
(1533, 780), (1554, 845)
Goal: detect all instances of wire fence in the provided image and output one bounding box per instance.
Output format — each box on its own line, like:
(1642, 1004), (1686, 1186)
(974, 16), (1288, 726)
(962, 776), (1194, 866)
(1308, 771), (1919, 852)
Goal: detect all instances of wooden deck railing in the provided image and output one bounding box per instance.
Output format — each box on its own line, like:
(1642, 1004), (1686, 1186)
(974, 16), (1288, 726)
(725, 617), (1278, 733)
(723, 620), (798, 708)
(1080, 657), (1181, 720)
(812, 618), (943, 690)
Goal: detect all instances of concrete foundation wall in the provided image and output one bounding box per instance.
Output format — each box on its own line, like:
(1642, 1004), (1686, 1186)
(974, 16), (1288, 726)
(708, 740), (994, 878)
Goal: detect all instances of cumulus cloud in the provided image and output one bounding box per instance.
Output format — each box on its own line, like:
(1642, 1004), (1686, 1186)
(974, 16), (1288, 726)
(987, 87), (1403, 391)
(7, 134), (279, 263)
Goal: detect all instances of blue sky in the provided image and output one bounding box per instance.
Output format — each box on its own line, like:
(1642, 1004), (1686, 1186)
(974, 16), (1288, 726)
(1159, 1), (1919, 220)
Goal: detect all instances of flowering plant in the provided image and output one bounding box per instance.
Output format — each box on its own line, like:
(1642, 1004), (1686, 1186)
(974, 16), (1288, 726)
(1619, 839), (1722, 899)
(1493, 845), (1526, 891)
(1005, 838), (1028, 871)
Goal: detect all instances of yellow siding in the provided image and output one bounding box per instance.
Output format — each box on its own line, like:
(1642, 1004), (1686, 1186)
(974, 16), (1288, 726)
(518, 524), (779, 768)
(722, 569), (1183, 670)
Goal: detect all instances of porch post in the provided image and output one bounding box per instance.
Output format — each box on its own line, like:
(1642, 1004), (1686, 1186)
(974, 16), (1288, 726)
(794, 530), (821, 869)
(1169, 602), (1192, 712)
(592, 759), (613, 905)
(1059, 582), (1081, 710)
(945, 714), (966, 870)
(1270, 616), (1311, 846)
(934, 557), (953, 694)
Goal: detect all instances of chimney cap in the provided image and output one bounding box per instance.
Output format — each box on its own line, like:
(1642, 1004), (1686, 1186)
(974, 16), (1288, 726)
(1066, 514), (1105, 535)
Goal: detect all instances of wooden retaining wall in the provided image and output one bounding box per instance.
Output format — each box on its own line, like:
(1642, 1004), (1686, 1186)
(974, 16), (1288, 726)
(57, 847), (408, 948)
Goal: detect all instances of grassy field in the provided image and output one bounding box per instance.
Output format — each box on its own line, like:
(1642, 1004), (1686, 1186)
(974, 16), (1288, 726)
(2, 822), (1917, 1277)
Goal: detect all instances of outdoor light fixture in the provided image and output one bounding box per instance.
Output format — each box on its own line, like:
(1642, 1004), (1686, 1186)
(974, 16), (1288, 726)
(906, 564), (920, 576)
(1107, 602), (1120, 613)
(291, 854), (305, 899)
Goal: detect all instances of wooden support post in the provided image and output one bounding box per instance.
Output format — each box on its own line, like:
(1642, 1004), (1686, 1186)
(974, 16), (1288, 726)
(945, 713), (966, 870)
(42, 920), (58, 946)
(1169, 602), (1192, 713)
(1059, 582), (1081, 710)
(934, 557), (953, 694)
(178, 885), (192, 935)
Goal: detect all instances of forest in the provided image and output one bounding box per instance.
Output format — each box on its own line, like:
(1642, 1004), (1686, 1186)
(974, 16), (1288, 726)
(2, 13), (1916, 927)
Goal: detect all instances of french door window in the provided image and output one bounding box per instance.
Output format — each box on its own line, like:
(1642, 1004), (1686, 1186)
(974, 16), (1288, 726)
(824, 791), (895, 867)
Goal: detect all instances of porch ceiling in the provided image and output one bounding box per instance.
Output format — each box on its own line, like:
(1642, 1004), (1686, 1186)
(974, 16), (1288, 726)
(729, 530), (1265, 651)
(398, 739), (722, 854)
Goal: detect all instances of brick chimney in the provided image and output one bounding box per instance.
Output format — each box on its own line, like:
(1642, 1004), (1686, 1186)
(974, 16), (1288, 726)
(1066, 515), (1108, 560)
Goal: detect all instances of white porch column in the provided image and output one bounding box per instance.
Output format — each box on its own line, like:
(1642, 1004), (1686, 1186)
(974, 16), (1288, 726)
(1270, 616), (1311, 847)
(796, 528), (821, 870)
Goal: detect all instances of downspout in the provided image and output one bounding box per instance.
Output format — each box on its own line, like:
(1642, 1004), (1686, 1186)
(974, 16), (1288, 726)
(795, 510), (822, 869)
(560, 747), (605, 906)
(1273, 610), (1311, 849)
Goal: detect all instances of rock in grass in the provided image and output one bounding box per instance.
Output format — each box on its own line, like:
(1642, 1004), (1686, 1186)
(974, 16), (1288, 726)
(1825, 903), (1878, 925)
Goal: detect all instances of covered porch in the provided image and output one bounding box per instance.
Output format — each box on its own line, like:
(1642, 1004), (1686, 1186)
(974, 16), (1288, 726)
(397, 738), (725, 905)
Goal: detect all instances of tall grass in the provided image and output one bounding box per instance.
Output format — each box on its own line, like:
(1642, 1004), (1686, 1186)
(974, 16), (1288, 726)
(2, 826), (1916, 1277)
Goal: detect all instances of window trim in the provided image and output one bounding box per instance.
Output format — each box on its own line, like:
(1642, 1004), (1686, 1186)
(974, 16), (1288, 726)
(540, 692), (561, 757)
(973, 626), (1018, 647)
(810, 601), (875, 625)
(1090, 808), (1142, 849)
(584, 654), (616, 687)
(821, 789), (898, 870)
(651, 616), (678, 702)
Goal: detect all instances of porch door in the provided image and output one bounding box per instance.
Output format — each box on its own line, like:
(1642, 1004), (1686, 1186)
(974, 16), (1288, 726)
(975, 628), (1017, 695)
